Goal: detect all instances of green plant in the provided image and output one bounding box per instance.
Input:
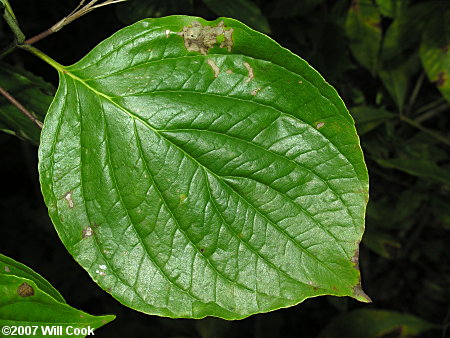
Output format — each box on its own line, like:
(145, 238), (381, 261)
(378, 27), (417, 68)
(1, 0), (448, 337)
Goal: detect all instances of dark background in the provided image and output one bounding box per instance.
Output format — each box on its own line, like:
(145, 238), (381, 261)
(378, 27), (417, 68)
(1, 0), (449, 337)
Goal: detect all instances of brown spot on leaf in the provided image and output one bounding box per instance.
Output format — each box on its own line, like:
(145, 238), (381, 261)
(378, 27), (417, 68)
(82, 226), (93, 239)
(64, 192), (74, 208)
(436, 71), (447, 87)
(17, 282), (34, 297)
(316, 122), (325, 129)
(251, 88), (261, 96)
(207, 59), (220, 78)
(200, 248), (205, 253)
(226, 69), (233, 74)
(243, 62), (254, 82)
(177, 21), (233, 55)
(4, 266), (10, 273)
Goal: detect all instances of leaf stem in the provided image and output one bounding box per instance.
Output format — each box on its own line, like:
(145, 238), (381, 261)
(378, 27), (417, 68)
(0, 0), (25, 43)
(0, 86), (43, 129)
(18, 44), (65, 72)
(399, 115), (450, 147)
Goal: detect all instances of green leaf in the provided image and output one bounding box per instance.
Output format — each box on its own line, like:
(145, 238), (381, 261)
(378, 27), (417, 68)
(345, 0), (382, 74)
(419, 3), (450, 103)
(318, 309), (437, 338)
(350, 106), (394, 135)
(378, 53), (420, 112)
(0, 62), (54, 144)
(0, 253), (115, 337)
(38, 16), (369, 319)
(116, 0), (193, 24)
(375, 0), (410, 19)
(202, 0), (271, 33)
(381, 1), (440, 61)
(0, 254), (65, 303)
(376, 158), (450, 186)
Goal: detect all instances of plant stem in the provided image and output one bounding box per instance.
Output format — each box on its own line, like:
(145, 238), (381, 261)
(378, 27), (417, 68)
(0, 86), (43, 129)
(406, 72), (425, 114)
(23, 0), (127, 45)
(0, 0), (25, 43)
(400, 115), (450, 147)
(415, 103), (449, 124)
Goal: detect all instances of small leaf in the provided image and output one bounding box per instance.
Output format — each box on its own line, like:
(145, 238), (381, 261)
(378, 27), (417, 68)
(202, 0), (271, 33)
(419, 3), (450, 103)
(39, 16), (369, 319)
(0, 253), (115, 336)
(0, 62), (54, 144)
(345, 0), (382, 74)
(318, 309), (437, 338)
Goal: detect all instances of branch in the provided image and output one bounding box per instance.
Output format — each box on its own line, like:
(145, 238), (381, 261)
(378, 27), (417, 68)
(0, 0), (25, 43)
(0, 86), (43, 129)
(24, 0), (128, 45)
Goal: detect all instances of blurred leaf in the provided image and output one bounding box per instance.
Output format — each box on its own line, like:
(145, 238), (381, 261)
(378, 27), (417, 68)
(350, 106), (394, 134)
(363, 230), (401, 259)
(381, 1), (441, 61)
(0, 62), (54, 144)
(116, 0), (194, 24)
(375, 0), (410, 19)
(0, 253), (115, 336)
(378, 52), (421, 112)
(419, 3), (450, 103)
(345, 0), (382, 74)
(318, 309), (437, 338)
(267, 0), (325, 18)
(376, 158), (450, 186)
(202, 0), (270, 33)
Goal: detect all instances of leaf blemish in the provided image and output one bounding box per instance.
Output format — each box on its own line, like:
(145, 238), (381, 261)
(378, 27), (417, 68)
(64, 192), (74, 208)
(82, 226), (93, 238)
(96, 269), (106, 276)
(165, 29), (171, 38)
(251, 87), (261, 96)
(316, 122), (325, 129)
(207, 59), (220, 78)
(243, 62), (254, 82)
(17, 282), (34, 297)
(4, 266), (10, 273)
(177, 21), (233, 55)
(226, 69), (233, 74)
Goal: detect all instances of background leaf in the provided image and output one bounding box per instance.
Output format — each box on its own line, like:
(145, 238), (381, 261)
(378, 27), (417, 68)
(38, 16), (369, 319)
(419, 3), (450, 103)
(318, 309), (437, 338)
(0, 62), (54, 144)
(345, 0), (382, 74)
(0, 253), (115, 337)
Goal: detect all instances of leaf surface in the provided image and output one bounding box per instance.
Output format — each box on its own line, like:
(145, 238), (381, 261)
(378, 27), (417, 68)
(39, 16), (369, 319)
(0, 253), (114, 337)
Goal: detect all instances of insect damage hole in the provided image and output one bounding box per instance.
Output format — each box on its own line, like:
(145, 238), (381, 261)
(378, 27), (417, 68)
(177, 21), (234, 55)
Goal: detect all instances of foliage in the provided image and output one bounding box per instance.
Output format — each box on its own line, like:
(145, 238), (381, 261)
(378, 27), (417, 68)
(0, 254), (115, 337)
(0, 0), (449, 337)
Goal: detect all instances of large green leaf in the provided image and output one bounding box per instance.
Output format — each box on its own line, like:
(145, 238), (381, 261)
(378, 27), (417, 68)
(0, 62), (54, 144)
(419, 3), (450, 103)
(0, 253), (114, 337)
(38, 16), (369, 319)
